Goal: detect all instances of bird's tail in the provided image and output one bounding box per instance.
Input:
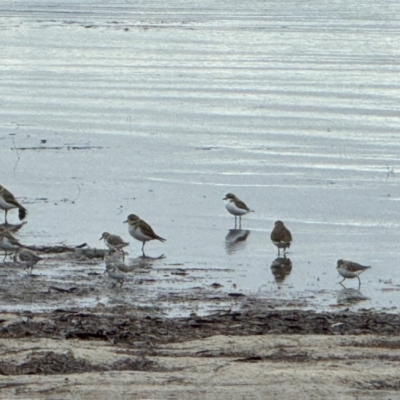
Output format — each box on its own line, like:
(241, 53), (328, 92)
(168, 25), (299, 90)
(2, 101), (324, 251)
(156, 235), (166, 242)
(19, 207), (27, 220)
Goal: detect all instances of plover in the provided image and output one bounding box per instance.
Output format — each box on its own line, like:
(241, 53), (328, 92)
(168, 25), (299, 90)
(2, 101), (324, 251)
(124, 214), (165, 258)
(337, 259), (371, 287)
(0, 185), (27, 224)
(223, 193), (254, 228)
(270, 220), (292, 255)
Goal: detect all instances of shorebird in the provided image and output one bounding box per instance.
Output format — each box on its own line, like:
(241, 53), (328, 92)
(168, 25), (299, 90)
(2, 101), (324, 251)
(337, 259), (371, 287)
(223, 193), (254, 228)
(123, 214), (165, 258)
(0, 230), (25, 260)
(270, 220), (292, 255)
(14, 249), (43, 274)
(104, 254), (137, 273)
(0, 185), (27, 225)
(99, 232), (129, 260)
(104, 264), (125, 288)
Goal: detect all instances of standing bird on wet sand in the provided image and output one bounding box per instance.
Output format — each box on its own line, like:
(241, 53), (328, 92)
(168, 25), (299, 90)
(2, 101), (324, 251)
(0, 230), (25, 260)
(99, 232), (129, 261)
(14, 249), (43, 274)
(0, 185), (27, 225)
(337, 259), (371, 287)
(104, 264), (125, 288)
(270, 220), (292, 255)
(223, 193), (254, 228)
(124, 214), (166, 258)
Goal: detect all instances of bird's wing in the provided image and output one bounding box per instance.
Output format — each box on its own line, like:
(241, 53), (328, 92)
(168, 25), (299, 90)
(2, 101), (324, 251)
(2, 188), (22, 208)
(284, 228), (292, 242)
(235, 199), (250, 211)
(139, 220), (158, 238)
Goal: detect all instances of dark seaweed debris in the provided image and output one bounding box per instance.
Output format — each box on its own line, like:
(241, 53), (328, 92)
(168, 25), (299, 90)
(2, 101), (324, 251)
(0, 350), (162, 375)
(0, 309), (399, 347)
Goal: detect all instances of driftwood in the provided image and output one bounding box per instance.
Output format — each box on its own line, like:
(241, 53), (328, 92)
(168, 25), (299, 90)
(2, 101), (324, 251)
(27, 243), (108, 258)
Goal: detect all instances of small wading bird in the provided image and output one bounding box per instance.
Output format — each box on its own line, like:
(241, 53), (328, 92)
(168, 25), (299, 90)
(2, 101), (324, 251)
(0, 230), (25, 261)
(104, 264), (125, 288)
(14, 249), (43, 274)
(99, 232), (129, 261)
(337, 259), (371, 287)
(124, 214), (165, 258)
(223, 193), (254, 228)
(270, 220), (292, 255)
(0, 185), (27, 225)
(104, 254), (137, 273)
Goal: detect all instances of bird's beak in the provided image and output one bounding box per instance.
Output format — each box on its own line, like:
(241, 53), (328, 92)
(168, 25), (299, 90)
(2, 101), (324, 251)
(99, 236), (103, 240)
(123, 220), (128, 223)
(223, 197), (227, 200)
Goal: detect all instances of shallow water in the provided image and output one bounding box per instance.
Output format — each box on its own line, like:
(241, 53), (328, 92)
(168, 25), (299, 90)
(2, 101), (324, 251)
(1, 0), (400, 314)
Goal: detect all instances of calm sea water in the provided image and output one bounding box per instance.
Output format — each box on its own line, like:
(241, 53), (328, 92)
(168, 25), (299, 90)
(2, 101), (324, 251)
(1, 1), (400, 313)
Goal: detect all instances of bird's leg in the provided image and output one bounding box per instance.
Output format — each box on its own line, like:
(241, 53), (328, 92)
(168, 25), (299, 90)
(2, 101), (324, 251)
(234, 216), (237, 229)
(4, 210), (7, 225)
(142, 242), (146, 258)
(357, 276), (361, 287)
(239, 216), (242, 229)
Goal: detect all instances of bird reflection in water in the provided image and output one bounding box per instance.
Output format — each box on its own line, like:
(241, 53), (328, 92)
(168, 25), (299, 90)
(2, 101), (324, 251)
(337, 287), (369, 305)
(225, 229), (250, 254)
(270, 257), (292, 283)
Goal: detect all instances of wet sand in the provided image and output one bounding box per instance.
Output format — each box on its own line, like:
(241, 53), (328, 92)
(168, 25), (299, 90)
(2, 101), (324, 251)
(1, 249), (400, 398)
(1, 304), (400, 399)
